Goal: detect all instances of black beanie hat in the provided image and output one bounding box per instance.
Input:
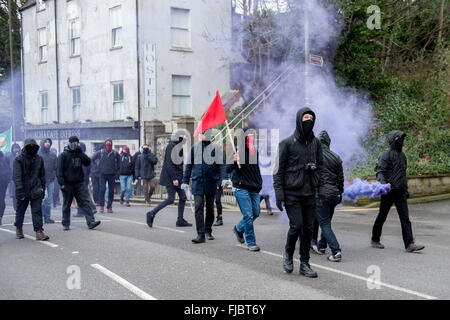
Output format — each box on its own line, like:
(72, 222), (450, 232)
(69, 136), (79, 143)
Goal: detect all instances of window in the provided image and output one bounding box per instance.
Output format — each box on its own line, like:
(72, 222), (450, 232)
(112, 82), (124, 120)
(70, 19), (80, 56)
(40, 91), (48, 123)
(37, 0), (46, 11)
(38, 28), (47, 62)
(110, 6), (122, 48)
(171, 8), (190, 49)
(172, 75), (191, 115)
(72, 87), (81, 122)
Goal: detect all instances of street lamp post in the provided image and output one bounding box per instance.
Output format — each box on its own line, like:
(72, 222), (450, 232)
(8, 0), (16, 142)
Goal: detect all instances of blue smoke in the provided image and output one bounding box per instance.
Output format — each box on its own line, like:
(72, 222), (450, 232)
(343, 178), (391, 202)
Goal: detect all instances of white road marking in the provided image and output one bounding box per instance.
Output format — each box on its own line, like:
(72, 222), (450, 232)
(236, 244), (437, 300)
(72, 251), (79, 254)
(0, 227), (59, 248)
(105, 216), (186, 234)
(91, 264), (156, 300)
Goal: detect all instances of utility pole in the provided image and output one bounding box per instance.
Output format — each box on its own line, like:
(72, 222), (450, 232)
(8, 0), (16, 142)
(304, 0), (310, 107)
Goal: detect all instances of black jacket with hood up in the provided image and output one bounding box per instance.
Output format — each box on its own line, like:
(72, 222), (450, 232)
(273, 107), (324, 200)
(317, 131), (344, 198)
(57, 143), (91, 185)
(13, 138), (46, 200)
(226, 128), (262, 193)
(39, 138), (57, 183)
(159, 138), (183, 187)
(91, 139), (120, 176)
(375, 130), (408, 190)
(135, 148), (158, 180)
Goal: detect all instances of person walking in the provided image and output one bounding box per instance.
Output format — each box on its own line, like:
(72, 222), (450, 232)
(91, 139), (120, 213)
(135, 144), (157, 207)
(13, 138), (49, 241)
(0, 151), (12, 226)
(273, 107), (324, 278)
(39, 138), (57, 224)
(118, 146), (135, 207)
(182, 129), (226, 243)
(7, 143), (21, 212)
(146, 134), (192, 228)
(73, 142), (97, 217)
(229, 128), (263, 251)
(371, 130), (424, 253)
(57, 136), (101, 231)
(313, 130), (344, 262)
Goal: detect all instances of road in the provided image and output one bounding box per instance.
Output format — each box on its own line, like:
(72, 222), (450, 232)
(1, 199), (449, 300)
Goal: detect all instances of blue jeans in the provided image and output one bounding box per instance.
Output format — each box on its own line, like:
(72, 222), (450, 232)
(315, 195), (341, 255)
(234, 188), (260, 245)
(42, 181), (54, 220)
(119, 175), (133, 201)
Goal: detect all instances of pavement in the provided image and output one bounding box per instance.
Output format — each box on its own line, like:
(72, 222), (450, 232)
(0, 199), (449, 300)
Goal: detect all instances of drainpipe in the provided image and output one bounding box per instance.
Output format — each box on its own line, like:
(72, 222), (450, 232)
(135, 0), (141, 149)
(54, 0), (61, 152)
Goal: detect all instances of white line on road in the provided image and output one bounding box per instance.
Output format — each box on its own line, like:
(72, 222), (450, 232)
(105, 216), (186, 234)
(236, 245), (438, 300)
(91, 264), (156, 300)
(0, 227), (59, 248)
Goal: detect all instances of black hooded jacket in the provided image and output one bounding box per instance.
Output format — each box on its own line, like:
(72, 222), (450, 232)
(375, 130), (408, 190)
(317, 131), (344, 197)
(13, 138), (46, 200)
(159, 139), (183, 187)
(0, 151), (12, 181)
(226, 129), (262, 193)
(135, 148), (158, 180)
(91, 139), (120, 175)
(39, 138), (57, 183)
(57, 143), (91, 185)
(273, 107), (324, 200)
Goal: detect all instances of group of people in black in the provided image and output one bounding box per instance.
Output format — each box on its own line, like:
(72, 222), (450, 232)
(0, 106), (424, 278)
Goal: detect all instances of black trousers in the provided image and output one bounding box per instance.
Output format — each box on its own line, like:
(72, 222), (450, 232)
(92, 175), (100, 204)
(312, 217), (319, 243)
(99, 174), (115, 208)
(284, 194), (316, 263)
(151, 184), (186, 221)
(62, 182), (95, 227)
(0, 181), (9, 219)
(78, 182), (97, 215)
(194, 194), (215, 235)
(215, 186), (223, 218)
(372, 189), (414, 249)
(15, 197), (44, 232)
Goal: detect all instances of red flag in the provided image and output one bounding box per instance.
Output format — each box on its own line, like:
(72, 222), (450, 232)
(193, 91), (227, 137)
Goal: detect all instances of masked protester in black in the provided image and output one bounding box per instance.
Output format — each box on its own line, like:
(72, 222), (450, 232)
(7, 143), (21, 211)
(273, 107), (324, 278)
(73, 142), (97, 217)
(371, 131), (424, 252)
(0, 151), (12, 225)
(13, 138), (49, 241)
(57, 136), (101, 231)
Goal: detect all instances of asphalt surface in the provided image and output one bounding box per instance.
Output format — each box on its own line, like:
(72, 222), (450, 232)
(1, 199), (449, 300)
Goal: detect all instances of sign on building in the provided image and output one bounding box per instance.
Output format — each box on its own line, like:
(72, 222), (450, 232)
(143, 43), (157, 109)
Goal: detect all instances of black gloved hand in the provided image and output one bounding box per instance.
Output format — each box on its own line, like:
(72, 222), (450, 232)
(276, 200), (284, 212)
(405, 190), (410, 199)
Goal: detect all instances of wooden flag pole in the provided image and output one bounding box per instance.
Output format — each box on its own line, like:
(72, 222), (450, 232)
(225, 120), (241, 169)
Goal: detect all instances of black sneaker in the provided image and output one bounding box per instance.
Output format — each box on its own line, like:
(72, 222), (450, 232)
(44, 219), (55, 224)
(213, 218), (223, 226)
(63, 225), (70, 231)
(206, 232), (215, 240)
(283, 251), (294, 273)
(147, 212), (155, 228)
(328, 251), (342, 262)
(72, 214), (84, 218)
(267, 209), (273, 215)
(233, 225), (245, 244)
(192, 234), (206, 244)
(300, 261), (318, 278)
(247, 244), (260, 251)
(176, 219), (192, 227)
(88, 221), (101, 230)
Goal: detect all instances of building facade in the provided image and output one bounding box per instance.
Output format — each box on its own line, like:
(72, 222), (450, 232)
(21, 0), (231, 155)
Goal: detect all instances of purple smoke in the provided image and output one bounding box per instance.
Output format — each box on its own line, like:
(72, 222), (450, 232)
(343, 178), (391, 202)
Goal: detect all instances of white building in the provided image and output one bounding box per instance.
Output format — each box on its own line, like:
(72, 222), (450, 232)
(21, 0), (231, 155)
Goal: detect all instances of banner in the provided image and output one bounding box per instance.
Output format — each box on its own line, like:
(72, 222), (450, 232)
(0, 127), (12, 153)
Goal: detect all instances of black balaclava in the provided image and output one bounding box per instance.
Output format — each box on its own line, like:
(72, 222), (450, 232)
(24, 138), (39, 157)
(295, 107), (316, 143)
(388, 130), (406, 152)
(394, 136), (405, 151)
(142, 146), (149, 154)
